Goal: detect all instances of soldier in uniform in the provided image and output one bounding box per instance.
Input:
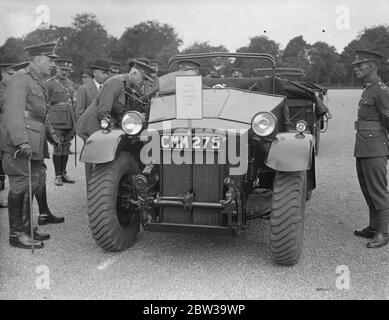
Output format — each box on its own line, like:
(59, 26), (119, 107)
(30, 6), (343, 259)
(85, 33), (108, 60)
(75, 59), (157, 184)
(0, 62), (30, 208)
(0, 63), (16, 208)
(75, 59), (110, 119)
(0, 42), (61, 249)
(108, 61), (121, 78)
(46, 58), (77, 186)
(352, 49), (389, 248)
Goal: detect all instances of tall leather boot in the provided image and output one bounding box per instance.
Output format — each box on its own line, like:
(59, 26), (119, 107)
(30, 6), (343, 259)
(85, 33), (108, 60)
(8, 190), (43, 249)
(367, 209), (389, 248)
(53, 155), (63, 186)
(36, 184), (65, 225)
(61, 155), (75, 183)
(22, 191), (50, 241)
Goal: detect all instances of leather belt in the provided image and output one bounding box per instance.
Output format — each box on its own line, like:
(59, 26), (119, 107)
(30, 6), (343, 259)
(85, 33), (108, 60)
(24, 111), (47, 124)
(354, 120), (385, 131)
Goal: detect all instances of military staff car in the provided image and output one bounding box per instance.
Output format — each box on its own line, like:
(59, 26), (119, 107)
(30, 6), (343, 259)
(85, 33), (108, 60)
(80, 52), (324, 266)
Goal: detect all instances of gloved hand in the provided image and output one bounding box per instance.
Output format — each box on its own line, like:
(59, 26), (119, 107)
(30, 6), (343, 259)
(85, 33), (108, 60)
(16, 143), (32, 159)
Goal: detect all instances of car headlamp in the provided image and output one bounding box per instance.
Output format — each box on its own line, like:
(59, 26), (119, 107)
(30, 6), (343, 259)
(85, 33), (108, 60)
(121, 111), (145, 136)
(296, 120), (307, 133)
(251, 112), (277, 137)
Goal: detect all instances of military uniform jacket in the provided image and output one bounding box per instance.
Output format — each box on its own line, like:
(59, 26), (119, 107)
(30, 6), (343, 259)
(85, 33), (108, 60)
(0, 65), (55, 160)
(354, 77), (389, 158)
(46, 76), (76, 129)
(75, 74), (131, 141)
(75, 79), (98, 120)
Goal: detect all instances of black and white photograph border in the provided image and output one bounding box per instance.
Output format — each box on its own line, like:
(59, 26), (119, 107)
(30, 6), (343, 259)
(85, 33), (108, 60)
(0, 0), (388, 301)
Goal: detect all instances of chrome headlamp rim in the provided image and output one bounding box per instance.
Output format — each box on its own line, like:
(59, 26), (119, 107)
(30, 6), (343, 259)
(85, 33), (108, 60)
(251, 112), (277, 137)
(121, 111), (145, 136)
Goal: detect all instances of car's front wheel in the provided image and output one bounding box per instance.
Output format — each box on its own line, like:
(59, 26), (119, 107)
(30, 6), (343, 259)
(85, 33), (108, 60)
(87, 151), (140, 251)
(270, 171), (307, 266)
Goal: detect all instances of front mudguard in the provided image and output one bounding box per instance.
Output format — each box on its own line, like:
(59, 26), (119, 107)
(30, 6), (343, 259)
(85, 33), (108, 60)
(80, 129), (125, 164)
(265, 132), (314, 171)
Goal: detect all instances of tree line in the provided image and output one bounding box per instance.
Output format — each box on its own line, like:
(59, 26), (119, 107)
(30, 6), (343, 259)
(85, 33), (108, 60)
(1, 13), (388, 86)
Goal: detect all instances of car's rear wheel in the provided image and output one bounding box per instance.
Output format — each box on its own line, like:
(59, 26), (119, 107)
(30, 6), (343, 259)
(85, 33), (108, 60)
(87, 151), (140, 251)
(270, 171), (306, 266)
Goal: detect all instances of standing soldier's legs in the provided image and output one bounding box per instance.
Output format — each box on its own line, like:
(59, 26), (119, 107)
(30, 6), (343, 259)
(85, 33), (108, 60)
(355, 158), (377, 238)
(52, 131), (63, 186)
(53, 128), (75, 185)
(35, 161), (65, 225)
(61, 129), (75, 183)
(2, 154), (44, 249)
(357, 157), (389, 248)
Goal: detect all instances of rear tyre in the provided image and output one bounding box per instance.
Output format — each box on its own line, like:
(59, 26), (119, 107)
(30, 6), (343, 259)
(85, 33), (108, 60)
(270, 171), (306, 266)
(87, 152), (140, 251)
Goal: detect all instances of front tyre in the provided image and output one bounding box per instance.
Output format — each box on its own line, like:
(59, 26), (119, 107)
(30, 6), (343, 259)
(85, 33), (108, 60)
(88, 152), (140, 251)
(270, 171), (307, 266)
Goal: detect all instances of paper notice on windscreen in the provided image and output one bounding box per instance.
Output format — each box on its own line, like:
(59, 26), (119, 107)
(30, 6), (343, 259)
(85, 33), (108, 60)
(175, 75), (202, 119)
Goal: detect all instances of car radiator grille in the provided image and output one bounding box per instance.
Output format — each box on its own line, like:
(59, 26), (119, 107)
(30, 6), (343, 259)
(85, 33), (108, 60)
(159, 151), (226, 226)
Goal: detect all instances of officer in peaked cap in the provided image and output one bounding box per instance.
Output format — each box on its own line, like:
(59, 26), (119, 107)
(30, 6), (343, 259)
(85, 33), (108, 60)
(0, 42), (62, 249)
(0, 62), (30, 208)
(0, 63), (17, 208)
(352, 49), (389, 248)
(76, 58), (157, 141)
(46, 58), (76, 188)
(108, 61), (122, 78)
(75, 59), (110, 119)
(75, 58), (157, 186)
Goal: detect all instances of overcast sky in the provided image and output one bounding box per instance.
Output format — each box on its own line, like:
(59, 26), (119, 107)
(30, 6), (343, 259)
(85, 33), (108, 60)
(1, 0), (388, 53)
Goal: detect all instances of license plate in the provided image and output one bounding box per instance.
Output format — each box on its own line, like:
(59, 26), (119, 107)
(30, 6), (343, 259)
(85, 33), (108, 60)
(161, 135), (221, 150)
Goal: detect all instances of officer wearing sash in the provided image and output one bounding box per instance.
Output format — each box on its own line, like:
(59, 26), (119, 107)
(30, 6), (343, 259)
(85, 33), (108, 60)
(0, 42), (60, 249)
(352, 49), (389, 248)
(46, 58), (76, 186)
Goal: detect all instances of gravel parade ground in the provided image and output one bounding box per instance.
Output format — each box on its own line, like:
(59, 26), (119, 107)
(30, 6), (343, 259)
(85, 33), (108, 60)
(0, 89), (388, 300)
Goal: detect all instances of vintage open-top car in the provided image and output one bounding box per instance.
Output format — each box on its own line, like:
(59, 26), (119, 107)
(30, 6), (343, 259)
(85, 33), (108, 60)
(80, 52), (327, 266)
